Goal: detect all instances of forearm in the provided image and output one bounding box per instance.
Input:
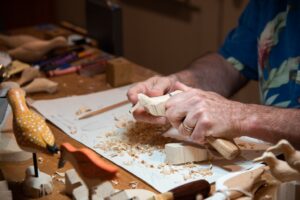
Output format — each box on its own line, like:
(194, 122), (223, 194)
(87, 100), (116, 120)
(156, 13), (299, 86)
(240, 104), (300, 149)
(169, 53), (248, 97)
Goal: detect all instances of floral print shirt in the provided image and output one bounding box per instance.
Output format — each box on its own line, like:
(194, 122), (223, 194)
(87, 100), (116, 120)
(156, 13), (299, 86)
(219, 0), (300, 108)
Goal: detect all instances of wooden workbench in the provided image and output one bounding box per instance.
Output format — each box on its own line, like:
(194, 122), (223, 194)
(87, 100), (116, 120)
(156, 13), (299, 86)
(0, 62), (158, 200)
(0, 24), (278, 200)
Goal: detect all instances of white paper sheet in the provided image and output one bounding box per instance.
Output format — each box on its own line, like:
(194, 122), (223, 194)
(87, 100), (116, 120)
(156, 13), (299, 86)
(31, 85), (265, 193)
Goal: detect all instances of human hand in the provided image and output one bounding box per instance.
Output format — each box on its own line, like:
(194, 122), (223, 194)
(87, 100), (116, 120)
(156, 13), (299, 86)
(165, 82), (244, 144)
(127, 75), (178, 124)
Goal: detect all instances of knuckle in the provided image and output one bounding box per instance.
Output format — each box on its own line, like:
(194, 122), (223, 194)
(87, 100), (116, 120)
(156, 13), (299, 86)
(201, 117), (212, 129)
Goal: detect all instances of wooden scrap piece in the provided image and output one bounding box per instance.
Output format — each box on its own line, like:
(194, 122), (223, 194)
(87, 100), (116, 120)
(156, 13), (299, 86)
(65, 168), (115, 200)
(106, 57), (132, 87)
(165, 143), (208, 165)
(17, 67), (40, 86)
(22, 78), (58, 94)
(276, 181), (300, 200)
(0, 180), (13, 200)
(105, 190), (129, 200)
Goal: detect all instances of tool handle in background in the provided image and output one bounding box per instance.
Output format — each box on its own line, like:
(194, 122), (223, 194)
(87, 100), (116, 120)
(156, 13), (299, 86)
(150, 179), (210, 200)
(206, 137), (240, 160)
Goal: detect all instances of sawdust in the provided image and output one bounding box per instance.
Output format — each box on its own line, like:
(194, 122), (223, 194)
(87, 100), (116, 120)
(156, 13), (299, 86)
(94, 117), (213, 179)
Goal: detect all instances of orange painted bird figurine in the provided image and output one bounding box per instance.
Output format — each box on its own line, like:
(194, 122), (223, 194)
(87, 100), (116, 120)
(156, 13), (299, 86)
(59, 143), (118, 199)
(7, 88), (58, 177)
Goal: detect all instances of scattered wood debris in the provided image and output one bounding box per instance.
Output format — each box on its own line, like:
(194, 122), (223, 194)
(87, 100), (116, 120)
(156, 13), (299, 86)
(129, 181), (138, 189)
(93, 118), (214, 180)
(111, 179), (119, 185)
(75, 106), (92, 116)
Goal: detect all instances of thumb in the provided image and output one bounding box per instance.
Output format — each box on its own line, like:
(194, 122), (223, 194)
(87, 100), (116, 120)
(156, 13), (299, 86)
(174, 81), (191, 92)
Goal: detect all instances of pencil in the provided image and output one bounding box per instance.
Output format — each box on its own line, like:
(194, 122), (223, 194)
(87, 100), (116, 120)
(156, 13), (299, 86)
(78, 100), (130, 120)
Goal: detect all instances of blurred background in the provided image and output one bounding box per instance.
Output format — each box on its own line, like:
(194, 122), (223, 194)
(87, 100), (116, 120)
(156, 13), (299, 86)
(0, 0), (258, 103)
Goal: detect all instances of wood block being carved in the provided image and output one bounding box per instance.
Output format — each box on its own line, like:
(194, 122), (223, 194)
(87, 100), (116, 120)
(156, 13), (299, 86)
(165, 143), (208, 165)
(131, 91), (240, 160)
(106, 57), (132, 87)
(131, 90), (182, 116)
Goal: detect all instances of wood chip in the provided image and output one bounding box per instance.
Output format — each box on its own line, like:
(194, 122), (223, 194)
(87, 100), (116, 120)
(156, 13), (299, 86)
(56, 178), (65, 184)
(129, 181), (138, 189)
(55, 171), (65, 177)
(111, 179), (119, 185)
(75, 106), (92, 116)
(38, 157), (44, 163)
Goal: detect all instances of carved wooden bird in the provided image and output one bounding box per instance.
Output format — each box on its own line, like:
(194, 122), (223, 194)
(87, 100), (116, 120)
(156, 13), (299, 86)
(266, 139), (300, 173)
(7, 88), (58, 177)
(253, 152), (300, 182)
(58, 143), (118, 199)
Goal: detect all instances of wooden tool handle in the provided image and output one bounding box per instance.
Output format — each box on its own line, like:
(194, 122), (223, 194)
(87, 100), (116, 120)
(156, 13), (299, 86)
(170, 179), (210, 200)
(207, 137), (240, 160)
(152, 179), (211, 200)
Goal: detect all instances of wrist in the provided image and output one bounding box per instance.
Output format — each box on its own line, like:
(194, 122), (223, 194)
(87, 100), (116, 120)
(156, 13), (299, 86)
(236, 103), (268, 139)
(229, 102), (260, 138)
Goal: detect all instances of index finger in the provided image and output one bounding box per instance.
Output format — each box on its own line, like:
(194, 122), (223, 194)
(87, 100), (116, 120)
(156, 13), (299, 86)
(127, 82), (147, 104)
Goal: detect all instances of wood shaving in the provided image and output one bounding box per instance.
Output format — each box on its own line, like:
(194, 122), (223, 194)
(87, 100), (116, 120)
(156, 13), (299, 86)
(111, 180), (119, 185)
(75, 106), (92, 116)
(38, 157), (43, 163)
(129, 181), (138, 189)
(197, 165), (213, 177)
(94, 118), (214, 179)
(70, 129), (77, 134)
(123, 160), (134, 166)
(56, 178), (65, 184)
(183, 173), (192, 181)
(55, 171), (65, 177)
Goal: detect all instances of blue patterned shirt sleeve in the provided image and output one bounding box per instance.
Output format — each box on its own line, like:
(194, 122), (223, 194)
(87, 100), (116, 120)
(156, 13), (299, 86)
(219, 0), (259, 80)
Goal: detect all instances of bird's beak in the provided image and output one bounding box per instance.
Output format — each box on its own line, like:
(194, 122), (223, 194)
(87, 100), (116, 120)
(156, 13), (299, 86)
(253, 156), (264, 162)
(266, 143), (280, 152)
(58, 157), (66, 168)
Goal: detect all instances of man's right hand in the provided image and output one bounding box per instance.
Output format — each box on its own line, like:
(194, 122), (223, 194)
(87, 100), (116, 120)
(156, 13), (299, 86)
(127, 75), (178, 124)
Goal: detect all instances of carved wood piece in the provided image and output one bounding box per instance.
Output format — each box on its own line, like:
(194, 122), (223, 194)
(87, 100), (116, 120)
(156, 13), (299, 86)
(59, 143), (118, 199)
(8, 36), (68, 63)
(207, 166), (265, 200)
(0, 82), (31, 162)
(267, 139), (300, 173)
(165, 143), (208, 164)
(0, 180), (13, 200)
(65, 169), (115, 200)
(0, 34), (41, 48)
(17, 67), (40, 86)
(22, 166), (53, 198)
(7, 88), (57, 154)
(254, 152), (300, 182)
(131, 91), (240, 160)
(22, 78), (58, 94)
(276, 181), (300, 200)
